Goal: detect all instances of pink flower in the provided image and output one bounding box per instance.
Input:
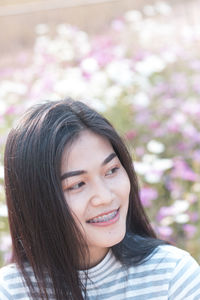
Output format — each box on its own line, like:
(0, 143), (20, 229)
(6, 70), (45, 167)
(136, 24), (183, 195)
(194, 150), (200, 162)
(135, 147), (145, 156)
(125, 130), (137, 140)
(183, 224), (197, 238)
(167, 123), (180, 133)
(111, 19), (125, 31)
(91, 36), (115, 67)
(5, 106), (17, 115)
(171, 73), (188, 93)
(149, 121), (160, 129)
(17, 51), (29, 65)
(190, 60), (200, 71)
(140, 187), (158, 207)
(157, 226), (173, 238)
(157, 206), (175, 221)
(171, 158), (198, 182)
(189, 212), (199, 222)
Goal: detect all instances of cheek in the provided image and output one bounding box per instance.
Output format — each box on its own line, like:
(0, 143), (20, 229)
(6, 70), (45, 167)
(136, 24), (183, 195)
(116, 171), (131, 196)
(64, 194), (85, 220)
(123, 178), (131, 203)
(65, 188), (93, 223)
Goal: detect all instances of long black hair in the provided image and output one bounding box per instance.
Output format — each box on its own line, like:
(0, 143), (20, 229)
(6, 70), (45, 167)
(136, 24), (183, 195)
(4, 99), (165, 299)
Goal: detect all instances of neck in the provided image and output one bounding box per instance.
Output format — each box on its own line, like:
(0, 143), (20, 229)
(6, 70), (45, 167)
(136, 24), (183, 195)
(89, 247), (110, 268)
(79, 247), (110, 270)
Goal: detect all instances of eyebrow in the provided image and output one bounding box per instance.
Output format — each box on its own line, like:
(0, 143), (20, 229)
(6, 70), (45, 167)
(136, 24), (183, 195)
(60, 152), (117, 181)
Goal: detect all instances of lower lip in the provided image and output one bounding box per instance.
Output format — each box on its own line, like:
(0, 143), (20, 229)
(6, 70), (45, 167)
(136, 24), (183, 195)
(87, 209), (120, 227)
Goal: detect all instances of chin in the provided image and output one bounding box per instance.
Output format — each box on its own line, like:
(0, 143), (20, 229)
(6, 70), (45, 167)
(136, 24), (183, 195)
(106, 228), (126, 248)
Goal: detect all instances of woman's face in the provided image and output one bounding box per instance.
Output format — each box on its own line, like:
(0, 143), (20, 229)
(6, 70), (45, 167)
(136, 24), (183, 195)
(61, 130), (130, 267)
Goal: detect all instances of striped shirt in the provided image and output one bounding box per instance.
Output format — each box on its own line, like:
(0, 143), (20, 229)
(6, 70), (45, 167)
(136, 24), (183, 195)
(0, 245), (200, 299)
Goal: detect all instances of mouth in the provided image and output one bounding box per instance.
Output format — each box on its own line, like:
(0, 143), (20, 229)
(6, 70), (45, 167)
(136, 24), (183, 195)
(86, 208), (120, 224)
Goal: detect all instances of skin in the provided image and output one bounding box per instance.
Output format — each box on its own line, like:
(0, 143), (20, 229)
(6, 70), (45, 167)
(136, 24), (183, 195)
(61, 130), (130, 268)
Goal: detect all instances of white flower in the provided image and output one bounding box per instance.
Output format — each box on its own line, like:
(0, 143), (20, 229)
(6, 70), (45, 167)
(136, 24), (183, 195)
(56, 24), (74, 37)
(35, 24), (49, 35)
(134, 161), (151, 175)
(147, 140), (165, 154)
(104, 85), (122, 106)
(161, 51), (177, 63)
(89, 71), (108, 98)
(124, 10), (142, 23)
(134, 161), (162, 183)
(50, 39), (75, 61)
(0, 166), (4, 179)
(132, 92), (150, 107)
(113, 45), (126, 58)
(106, 60), (134, 86)
(135, 55), (166, 76)
(0, 235), (11, 251)
(182, 25), (195, 41)
(175, 214), (190, 224)
(174, 112), (187, 124)
(90, 71), (108, 89)
(76, 31), (89, 43)
(155, 1), (172, 16)
(0, 204), (8, 217)
(143, 5), (156, 17)
(0, 101), (7, 114)
(87, 98), (106, 113)
(34, 36), (50, 52)
(152, 158), (173, 171)
(132, 75), (151, 91)
(81, 57), (99, 74)
(173, 200), (190, 214)
(193, 183), (200, 192)
(143, 154), (157, 163)
(136, 155), (173, 174)
(144, 172), (161, 183)
(182, 99), (200, 114)
(0, 81), (27, 99)
(160, 216), (174, 226)
(54, 68), (87, 98)
(75, 31), (91, 56)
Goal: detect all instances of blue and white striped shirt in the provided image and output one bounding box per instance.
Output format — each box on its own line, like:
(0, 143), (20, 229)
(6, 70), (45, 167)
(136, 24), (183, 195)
(0, 245), (200, 299)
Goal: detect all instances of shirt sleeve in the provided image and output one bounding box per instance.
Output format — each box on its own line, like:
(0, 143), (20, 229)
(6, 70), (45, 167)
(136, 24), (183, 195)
(0, 284), (12, 300)
(169, 252), (200, 300)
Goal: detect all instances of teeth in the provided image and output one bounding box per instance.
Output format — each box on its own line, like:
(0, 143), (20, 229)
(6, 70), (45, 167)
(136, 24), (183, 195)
(89, 210), (118, 223)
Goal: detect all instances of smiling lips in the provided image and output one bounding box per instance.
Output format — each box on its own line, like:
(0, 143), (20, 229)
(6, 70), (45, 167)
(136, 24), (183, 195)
(87, 208), (119, 224)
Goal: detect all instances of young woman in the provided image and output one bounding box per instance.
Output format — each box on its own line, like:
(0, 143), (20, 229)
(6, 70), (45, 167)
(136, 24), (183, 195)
(0, 98), (200, 300)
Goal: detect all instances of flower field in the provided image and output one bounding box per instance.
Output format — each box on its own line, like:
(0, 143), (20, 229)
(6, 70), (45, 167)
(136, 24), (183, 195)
(0, 1), (200, 266)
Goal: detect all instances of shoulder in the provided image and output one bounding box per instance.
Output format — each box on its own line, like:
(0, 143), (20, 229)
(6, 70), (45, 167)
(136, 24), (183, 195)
(0, 262), (21, 282)
(149, 244), (199, 272)
(0, 264), (17, 299)
(0, 262), (19, 276)
(152, 243), (197, 261)
(149, 244), (200, 299)
(0, 263), (29, 299)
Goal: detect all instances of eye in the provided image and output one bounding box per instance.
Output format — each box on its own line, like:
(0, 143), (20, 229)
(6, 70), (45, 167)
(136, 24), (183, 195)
(105, 167), (119, 176)
(67, 181), (85, 191)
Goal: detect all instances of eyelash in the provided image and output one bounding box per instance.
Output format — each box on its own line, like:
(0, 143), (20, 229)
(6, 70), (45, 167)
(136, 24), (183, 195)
(66, 166), (120, 192)
(67, 182), (85, 191)
(106, 166), (119, 176)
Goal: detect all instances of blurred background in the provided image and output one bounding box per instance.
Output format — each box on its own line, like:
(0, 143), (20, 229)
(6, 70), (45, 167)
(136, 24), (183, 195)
(0, 0), (200, 266)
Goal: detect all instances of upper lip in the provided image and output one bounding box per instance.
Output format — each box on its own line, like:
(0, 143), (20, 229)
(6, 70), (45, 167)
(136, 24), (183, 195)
(87, 208), (119, 222)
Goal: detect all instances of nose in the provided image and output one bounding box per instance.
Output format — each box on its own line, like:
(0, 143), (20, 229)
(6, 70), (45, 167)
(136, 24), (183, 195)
(90, 178), (114, 206)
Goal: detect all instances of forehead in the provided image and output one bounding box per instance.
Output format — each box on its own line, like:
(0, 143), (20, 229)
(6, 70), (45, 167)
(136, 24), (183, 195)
(61, 130), (114, 172)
